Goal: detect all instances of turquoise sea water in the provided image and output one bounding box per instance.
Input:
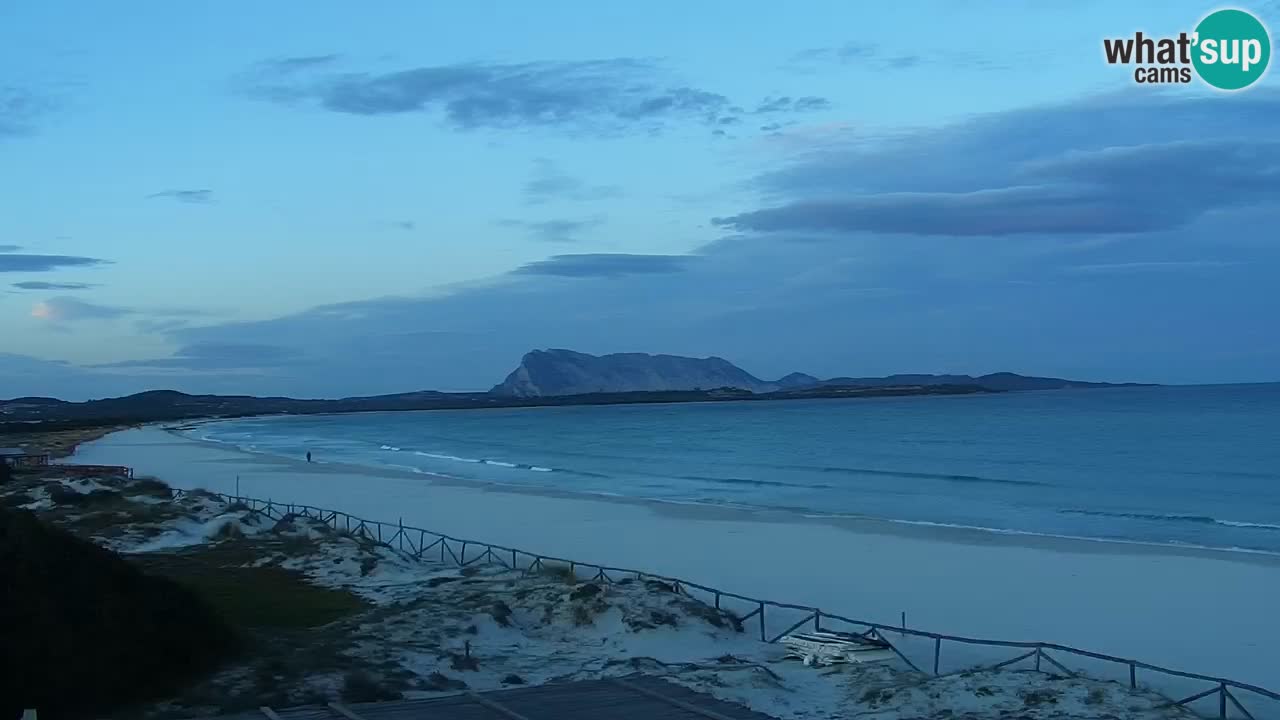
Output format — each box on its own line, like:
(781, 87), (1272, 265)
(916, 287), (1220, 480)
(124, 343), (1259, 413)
(187, 384), (1280, 554)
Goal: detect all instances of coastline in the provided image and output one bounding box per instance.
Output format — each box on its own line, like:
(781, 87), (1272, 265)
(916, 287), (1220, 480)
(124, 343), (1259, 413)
(165, 421), (1280, 567)
(69, 425), (1280, 691)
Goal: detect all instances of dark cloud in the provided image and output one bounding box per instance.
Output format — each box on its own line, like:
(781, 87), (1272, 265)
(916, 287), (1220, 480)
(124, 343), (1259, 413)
(242, 57), (823, 136)
(715, 183), (1186, 237)
(511, 253), (695, 277)
(12, 281), (95, 290)
(148, 189), (213, 204)
(499, 218), (602, 243)
(721, 94), (1280, 237)
(0, 87), (54, 138)
(523, 160), (621, 204)
(0, 245), (21, 252)
(0, 253), (109, 273)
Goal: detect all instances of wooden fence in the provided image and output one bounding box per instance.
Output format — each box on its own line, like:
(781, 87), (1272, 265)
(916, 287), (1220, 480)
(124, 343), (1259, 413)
(178, 489), (1280, 720)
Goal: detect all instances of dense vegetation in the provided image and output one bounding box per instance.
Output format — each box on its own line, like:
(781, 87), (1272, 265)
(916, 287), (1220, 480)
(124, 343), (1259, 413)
(0, 508), (241, 720)
(0, 383), (997, 428)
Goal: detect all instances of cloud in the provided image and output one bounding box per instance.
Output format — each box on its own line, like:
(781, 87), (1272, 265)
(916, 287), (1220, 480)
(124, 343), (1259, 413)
(786, 43), (1018, 73)
(30, 297), (209, 324)
(499, 218), (603, 243)
(147, 189), (214, 204)
(510, 253), (696, 277)
(93, 342), (304, 371)
(0, 87), (55, 138)
(1063, 261), (1241, 275)
(378, 220), (416, 231)
(0, 245), (21, 252)
(259, 54), (342, 73)
(717, 93), (1280, 238)
(241, 57), (825, 136)
(754, 96), (832, 114)
(19, 91), (1280, 398)
(12, 281), (95, 290)
(0, 253), (109, 273)
(523, 159), (621, 204)
(31, 297), (129, 322)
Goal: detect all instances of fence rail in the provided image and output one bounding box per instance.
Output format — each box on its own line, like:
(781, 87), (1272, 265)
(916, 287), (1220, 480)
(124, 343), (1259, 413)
(180, 488), (1278, 719)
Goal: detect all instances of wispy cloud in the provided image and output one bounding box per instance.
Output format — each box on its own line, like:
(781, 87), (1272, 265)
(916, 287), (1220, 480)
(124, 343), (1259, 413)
(1064, 261), (1241, 275)
(523, 159), (621, 205)
(30, 297), (210, 324)
(753, 96), (832, 114)
(240, 56), (829, 137)
(93, 342), (304, 371)
(786, 43), (1020, 73)
(147, 189), (214, 204)
(499, 218), (603, 243)
(0, 87), (55, 138)
(0, 253), (109, 273)
(511, 253), (696, 277)
(11, 281), (95, 291)
(259, 54), (342, 74)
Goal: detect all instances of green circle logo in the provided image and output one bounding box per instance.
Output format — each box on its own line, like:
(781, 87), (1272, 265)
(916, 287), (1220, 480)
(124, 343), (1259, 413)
(1192, 8), (1271, 90)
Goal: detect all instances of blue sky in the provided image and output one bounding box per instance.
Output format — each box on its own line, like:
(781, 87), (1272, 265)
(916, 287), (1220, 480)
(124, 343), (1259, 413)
(2, 0), (1278, 398)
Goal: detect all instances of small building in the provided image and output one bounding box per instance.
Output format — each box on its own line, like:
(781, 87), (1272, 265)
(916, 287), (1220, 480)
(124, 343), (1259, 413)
(0, 447), (50, 469)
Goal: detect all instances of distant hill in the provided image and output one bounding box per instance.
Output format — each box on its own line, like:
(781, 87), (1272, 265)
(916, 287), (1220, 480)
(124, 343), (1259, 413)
(814, 371), (1145, 392)
(0, 349), (1150, 427)
(491, 349), (1149, 397)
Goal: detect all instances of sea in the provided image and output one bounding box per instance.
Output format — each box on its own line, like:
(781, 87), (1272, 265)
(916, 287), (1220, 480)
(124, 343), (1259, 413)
(183, 384), (1280, 555)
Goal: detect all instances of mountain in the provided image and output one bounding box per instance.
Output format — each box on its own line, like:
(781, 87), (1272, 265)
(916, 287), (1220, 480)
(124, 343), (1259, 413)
(491, 349), (1150, 397)
(490, 349), (816, 397)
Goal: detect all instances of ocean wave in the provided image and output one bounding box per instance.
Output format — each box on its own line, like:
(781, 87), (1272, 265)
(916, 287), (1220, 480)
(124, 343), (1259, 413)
(678, 474), (833, 490)
(813, 465), (1043, 487)
(379, 445), (402, 451)
(415, 451), (481, 463)
(1062, 509), (1280, 531)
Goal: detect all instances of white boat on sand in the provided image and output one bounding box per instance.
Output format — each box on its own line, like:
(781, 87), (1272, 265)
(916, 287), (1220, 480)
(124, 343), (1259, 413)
(781, 628), (897, 667)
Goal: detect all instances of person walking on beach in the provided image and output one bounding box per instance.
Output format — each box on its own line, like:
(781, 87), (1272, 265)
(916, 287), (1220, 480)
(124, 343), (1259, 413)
(306, 451), (312, 463)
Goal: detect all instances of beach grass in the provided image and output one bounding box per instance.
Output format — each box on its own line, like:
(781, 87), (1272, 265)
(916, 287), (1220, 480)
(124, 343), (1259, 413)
(132, 542), (368, 630)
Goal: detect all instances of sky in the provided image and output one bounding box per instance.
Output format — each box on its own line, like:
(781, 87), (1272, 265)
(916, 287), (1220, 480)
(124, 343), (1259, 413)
(2, 0), (1279, 399)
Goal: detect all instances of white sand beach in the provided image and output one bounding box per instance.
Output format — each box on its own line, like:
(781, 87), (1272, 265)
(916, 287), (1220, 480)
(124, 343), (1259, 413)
(71, 426), (1280, 705)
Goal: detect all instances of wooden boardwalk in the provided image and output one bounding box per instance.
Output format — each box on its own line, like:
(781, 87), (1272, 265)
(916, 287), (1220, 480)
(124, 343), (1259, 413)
(202, 676), (778, 720)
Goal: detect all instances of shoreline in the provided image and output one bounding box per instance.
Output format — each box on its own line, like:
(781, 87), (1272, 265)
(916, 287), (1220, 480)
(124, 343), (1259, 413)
(67, 425), (1280, 690)
(6, 467), (1235, 720)
(163, 423), (1280, 568)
